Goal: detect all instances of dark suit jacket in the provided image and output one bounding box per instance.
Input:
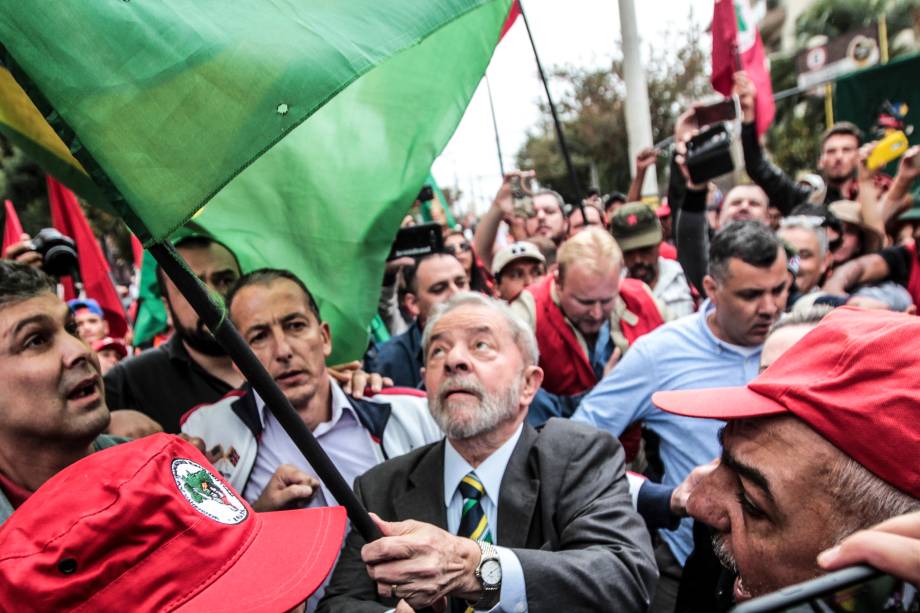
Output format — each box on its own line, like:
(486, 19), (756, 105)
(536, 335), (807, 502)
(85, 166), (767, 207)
(318, 418), (657, 613)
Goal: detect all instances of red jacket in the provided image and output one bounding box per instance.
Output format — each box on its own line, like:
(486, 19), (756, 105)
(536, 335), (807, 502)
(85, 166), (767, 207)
(529, 275), (664, 395)
(527, 275), (665, 460)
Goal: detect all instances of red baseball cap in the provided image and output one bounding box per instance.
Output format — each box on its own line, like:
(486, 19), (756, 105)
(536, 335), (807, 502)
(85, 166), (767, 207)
(0, 434), (347, 611)
(653, 307), (920, 499)
(91, 336), (128, 358)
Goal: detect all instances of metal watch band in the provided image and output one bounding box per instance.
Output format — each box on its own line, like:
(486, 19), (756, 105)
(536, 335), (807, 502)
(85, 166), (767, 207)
(472, 540), (501, 610)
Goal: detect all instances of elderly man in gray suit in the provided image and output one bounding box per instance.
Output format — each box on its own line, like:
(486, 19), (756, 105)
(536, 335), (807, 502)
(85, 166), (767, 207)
(319, 292), (657, 613)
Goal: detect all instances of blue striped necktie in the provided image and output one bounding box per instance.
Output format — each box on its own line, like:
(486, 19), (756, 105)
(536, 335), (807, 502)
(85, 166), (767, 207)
(454, 472), (493, 613)
(457, 471), (493, 544)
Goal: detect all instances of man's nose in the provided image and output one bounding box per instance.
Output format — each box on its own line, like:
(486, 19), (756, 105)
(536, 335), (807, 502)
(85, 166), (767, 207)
(272, 329), (294, 361)
(62, 331), (93, 370)
(685, 470), (731, 533)
(589, 301), (604, 320)
(444, 344), (471, 373)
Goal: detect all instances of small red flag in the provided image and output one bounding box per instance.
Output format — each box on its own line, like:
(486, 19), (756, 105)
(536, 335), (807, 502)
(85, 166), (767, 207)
(499, 0), (520, 41)
(47, 176), (128, 338)
(711, 0), (775, 136)
(2, 200), (25, 257)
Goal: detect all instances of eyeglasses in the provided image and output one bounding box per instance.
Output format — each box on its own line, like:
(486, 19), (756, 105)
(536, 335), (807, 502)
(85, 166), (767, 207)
(445, 242), (471, 255)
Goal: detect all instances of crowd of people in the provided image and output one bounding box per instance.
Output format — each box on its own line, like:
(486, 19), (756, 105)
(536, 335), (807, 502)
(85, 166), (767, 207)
(1, 68), (920, 612)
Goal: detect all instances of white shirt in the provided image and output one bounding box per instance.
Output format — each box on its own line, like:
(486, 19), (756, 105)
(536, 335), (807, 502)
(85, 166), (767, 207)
(443, 426), (528, 613)
(243, 379), (380, 505)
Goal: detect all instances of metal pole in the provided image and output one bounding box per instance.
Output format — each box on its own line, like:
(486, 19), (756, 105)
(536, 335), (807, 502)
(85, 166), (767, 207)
(518, 1), (584, 217)
(148, 241), (381, 543)
(484, 74), (505, 176)
(618, 0), (659, 197)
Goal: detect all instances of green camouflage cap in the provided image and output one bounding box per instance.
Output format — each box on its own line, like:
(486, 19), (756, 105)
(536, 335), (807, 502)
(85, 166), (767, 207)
(609, 202), (662, 252)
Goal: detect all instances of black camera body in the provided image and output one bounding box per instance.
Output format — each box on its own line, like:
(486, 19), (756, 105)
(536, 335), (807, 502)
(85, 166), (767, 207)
(30, 228), (78, 277)
(685, 123), (735, 184)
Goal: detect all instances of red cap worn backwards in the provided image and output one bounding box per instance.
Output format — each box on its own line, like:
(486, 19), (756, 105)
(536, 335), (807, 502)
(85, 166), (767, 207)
(653, 307), (920, 499)
(0, 433), (347, 611)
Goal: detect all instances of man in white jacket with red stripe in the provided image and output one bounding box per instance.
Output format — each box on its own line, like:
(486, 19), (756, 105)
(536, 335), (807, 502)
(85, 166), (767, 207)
(182, 269), (442, 513)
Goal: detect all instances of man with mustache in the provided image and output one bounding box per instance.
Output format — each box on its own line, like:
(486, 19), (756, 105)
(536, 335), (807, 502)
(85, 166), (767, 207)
(610, 203), (695, 319)
(652, 307), (920, 604)
(319, 292), (657, 613)
(0, 261), (121, 524)
(104, 235), (245, 433)
(573, 220), (788, 612)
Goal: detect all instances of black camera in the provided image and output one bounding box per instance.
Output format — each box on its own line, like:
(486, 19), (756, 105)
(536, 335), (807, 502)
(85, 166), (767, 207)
(30, 228), (79, 277)
(416, 185), (434, 203)
(685, 123), (735, 184)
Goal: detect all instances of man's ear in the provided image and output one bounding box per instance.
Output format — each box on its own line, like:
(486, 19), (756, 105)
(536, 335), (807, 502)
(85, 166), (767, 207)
(404, 293), (421, 318)
(321, 321), (333, 358)
(519, 365), (544, 410)
(552, 267), (561, 288)
(702, 274), (719, 304)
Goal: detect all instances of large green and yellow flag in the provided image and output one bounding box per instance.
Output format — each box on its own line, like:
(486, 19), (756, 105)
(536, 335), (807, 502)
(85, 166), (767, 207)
(0, 0), (510, 361)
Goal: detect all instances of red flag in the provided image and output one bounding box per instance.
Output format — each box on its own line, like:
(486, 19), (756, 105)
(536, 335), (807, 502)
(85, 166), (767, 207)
(499, 0), (520, 40)
(711, 0), (775, 136)
(47, 176), (128, 338)
(2, 200), (25, 257)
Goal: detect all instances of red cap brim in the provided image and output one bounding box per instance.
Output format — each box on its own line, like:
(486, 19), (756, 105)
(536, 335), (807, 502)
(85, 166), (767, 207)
(178, 505), (347, 612)
(652, 385), (789, 420)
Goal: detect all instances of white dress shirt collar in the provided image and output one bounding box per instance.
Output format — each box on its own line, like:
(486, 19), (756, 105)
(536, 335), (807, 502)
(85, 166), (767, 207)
(442, 423), (524, 509)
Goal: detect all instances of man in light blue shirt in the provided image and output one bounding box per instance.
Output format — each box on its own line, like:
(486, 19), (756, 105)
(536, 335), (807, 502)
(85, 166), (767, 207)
(320, 292), (657, 613)
(573, 221), (790, 612)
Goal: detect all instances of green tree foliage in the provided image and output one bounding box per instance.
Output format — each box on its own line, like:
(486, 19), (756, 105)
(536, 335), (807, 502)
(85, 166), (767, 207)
(766, 0), (918, 174)
(516, 24), (710, 202)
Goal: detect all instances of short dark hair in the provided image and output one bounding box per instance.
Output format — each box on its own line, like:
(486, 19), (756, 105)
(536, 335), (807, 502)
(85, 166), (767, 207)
(0, 261), (56, 309)
(225, 268), (321, 321)
(155, 235), (242, 296)
(604, 191), (627, 209)
(533, 189), (565, 209)
(709, 220), (782, 282)
(820, 121), (862, 147)
(402, 252), (459, 295)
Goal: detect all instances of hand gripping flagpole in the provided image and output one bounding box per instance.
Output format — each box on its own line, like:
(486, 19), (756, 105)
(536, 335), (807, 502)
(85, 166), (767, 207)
(148, 241), (382, 543)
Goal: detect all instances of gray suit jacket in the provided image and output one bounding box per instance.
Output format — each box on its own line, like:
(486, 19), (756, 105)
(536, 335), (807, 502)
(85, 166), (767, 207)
(318, 418), (657, 613)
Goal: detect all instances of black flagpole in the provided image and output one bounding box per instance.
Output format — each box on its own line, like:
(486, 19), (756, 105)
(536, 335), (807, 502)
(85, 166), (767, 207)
(484, 74), (506, 176)
(517, 0), (585, 218)
(148, 241), (381, 543)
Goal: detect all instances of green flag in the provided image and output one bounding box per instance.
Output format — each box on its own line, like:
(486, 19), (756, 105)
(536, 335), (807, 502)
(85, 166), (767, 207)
(0, 0), (510, 362)
(835, 53), (920, 177)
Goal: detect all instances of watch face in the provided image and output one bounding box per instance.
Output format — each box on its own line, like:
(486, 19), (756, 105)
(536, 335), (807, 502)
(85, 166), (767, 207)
(481, 559), (502, 585)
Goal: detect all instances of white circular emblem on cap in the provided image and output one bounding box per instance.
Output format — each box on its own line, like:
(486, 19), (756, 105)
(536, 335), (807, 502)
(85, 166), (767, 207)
(172, 458), (248, 525)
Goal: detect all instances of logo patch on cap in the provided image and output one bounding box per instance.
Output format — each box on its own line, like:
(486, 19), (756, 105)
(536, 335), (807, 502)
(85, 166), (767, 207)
(172, 459), (248, 525)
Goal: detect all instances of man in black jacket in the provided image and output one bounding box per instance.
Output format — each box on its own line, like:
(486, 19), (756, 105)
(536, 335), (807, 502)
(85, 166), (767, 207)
(734, 71), (862, 209)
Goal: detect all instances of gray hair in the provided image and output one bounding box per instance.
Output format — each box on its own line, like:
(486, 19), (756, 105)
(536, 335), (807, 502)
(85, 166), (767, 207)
(421, 292), (539, 367)
(829, 455), (920, 543)
(779, 216), (830, 259)
(768, 305), (834, 336)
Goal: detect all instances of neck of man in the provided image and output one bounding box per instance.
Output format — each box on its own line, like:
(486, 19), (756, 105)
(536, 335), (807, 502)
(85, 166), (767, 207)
(448, 413), (524, 468)
(293, 374), (334, 433)
(0, 435), (96, 492)
(183, 341), (245, 388)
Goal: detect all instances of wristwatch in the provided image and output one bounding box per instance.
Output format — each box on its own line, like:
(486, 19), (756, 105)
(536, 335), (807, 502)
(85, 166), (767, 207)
(471, 540), (502, 610)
